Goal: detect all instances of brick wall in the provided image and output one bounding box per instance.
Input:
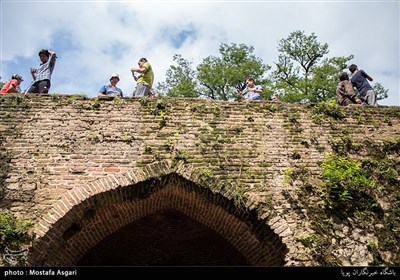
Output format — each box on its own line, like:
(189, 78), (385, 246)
(0, 94), (399, 266)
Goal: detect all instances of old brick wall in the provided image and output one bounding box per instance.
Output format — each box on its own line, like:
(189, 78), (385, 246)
(0, 94), (399, 266)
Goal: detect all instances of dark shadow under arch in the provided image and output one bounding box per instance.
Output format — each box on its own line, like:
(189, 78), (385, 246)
(77, 209), (250, 266)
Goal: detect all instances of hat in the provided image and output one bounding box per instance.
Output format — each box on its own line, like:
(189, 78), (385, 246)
(12, 74), (23, 81)
(110, 73), (120, 81)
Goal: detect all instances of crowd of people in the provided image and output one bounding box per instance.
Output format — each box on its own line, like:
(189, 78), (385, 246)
(1, 49), (377, 106)
(0, 49), (155, 99)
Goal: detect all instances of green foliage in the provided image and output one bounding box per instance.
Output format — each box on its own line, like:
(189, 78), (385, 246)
(361, 157), (399, 188)
(50, 94), (61, 103)
(311, 100), (346, 120)
(383, 138), (400, 154)
(366, 240), (384, 265)
(328, 135), (361, 156)
(91, 98), (101, 110)
(144, 145), (152, 154)
(297, 233), (322, 249)
(157, 30), (388, 103)
(113, 96), (124, 106)
(10, 94), (25, 107)
(156, 54), (199, 97)
(171, 149), (189, 167)
(309, 56), (355, 102)
(69, 94), (89, 100)
(374, 82), (389, 101)
(320, 154), (381, 214)
(197, 43), (271, 100)
(284, 166), (309, 185)
(158, 43), (270, 100)
(0, 212), (33, 251)
(270, 30), (362, 103)
(156, 31), (389, 103)
(200, 168), (213, 183)
(144, 98), (168, 128)
(259, 161), (272, 168)
(234, 126), (244, 134)
(231, 186), (248, 207)
(272, 30), (329, 101)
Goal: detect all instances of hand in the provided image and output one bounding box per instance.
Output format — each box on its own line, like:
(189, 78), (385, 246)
(30, 68), (36, 74)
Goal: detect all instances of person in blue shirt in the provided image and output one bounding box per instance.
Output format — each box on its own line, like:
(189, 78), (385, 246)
(98, 73), (123, 97)
(348, 64), (376, 105)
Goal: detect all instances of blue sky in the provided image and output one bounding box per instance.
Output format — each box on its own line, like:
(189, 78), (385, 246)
(1, 0), (399, 105)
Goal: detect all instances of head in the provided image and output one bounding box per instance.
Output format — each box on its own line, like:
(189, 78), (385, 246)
(339, 72), (350, 82)
(12, 74), (23, 84)
(109, 73), (120, 85)
(246, 77), (255, 86)
(38, 49), (50, 63)
(138, 57), (148, 67)
(349, 64), (358, 74)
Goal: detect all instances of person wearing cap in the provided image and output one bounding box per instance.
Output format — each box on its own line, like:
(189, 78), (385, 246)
(98, 73), (123, 97)
(27, 49), (57, 94)
(131, 57), (154, 97)
(1, 74), (24, 94)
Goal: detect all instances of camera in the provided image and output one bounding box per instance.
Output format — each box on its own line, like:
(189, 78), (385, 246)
(235, 80), (246, 92)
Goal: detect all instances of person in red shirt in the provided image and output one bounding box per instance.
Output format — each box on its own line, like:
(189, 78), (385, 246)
(1, 74), (24, 94)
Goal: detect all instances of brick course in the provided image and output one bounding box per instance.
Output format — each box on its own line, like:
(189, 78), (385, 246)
(0, 95), (399, 266)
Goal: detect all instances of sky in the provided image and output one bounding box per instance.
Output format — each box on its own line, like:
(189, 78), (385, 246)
(1, 0), (399, 106)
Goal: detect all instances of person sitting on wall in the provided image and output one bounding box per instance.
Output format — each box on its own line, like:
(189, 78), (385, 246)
(1, 74), (23, 94)
(336, 72), (362, 106)
(239, 77), (263, 101)
(98, 73), (123, 97)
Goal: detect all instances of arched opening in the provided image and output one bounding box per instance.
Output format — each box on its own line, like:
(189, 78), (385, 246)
(30, 173), (288, 266)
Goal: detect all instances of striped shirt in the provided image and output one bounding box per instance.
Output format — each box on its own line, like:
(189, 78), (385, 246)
(34, 53), (57, 82)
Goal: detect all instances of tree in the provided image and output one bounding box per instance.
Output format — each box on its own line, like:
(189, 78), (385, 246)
(156, 54), (199, 98)
(197, 43), (270, 100)
(158, 43), (270, 100)
(374, 82), (389, 101)
(272, 30), (354, 103)
(309, 55), (354, 102)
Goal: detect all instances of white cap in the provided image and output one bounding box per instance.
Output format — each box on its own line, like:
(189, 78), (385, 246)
(110, 73), (120, 81)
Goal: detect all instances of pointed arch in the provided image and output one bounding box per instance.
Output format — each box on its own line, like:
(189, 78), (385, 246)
(29, 161), (288, 266)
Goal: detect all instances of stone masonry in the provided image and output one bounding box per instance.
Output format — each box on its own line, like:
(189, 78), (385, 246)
(0, 94), (399, 266)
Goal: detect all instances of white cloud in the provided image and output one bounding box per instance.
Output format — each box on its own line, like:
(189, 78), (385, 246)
(1, 1), (399, 105)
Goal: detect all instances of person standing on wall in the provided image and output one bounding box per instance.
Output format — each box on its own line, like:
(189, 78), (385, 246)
(131, 57), (154, 97)
(348, 64), (377, 105)
(27, 49), (57, 94)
